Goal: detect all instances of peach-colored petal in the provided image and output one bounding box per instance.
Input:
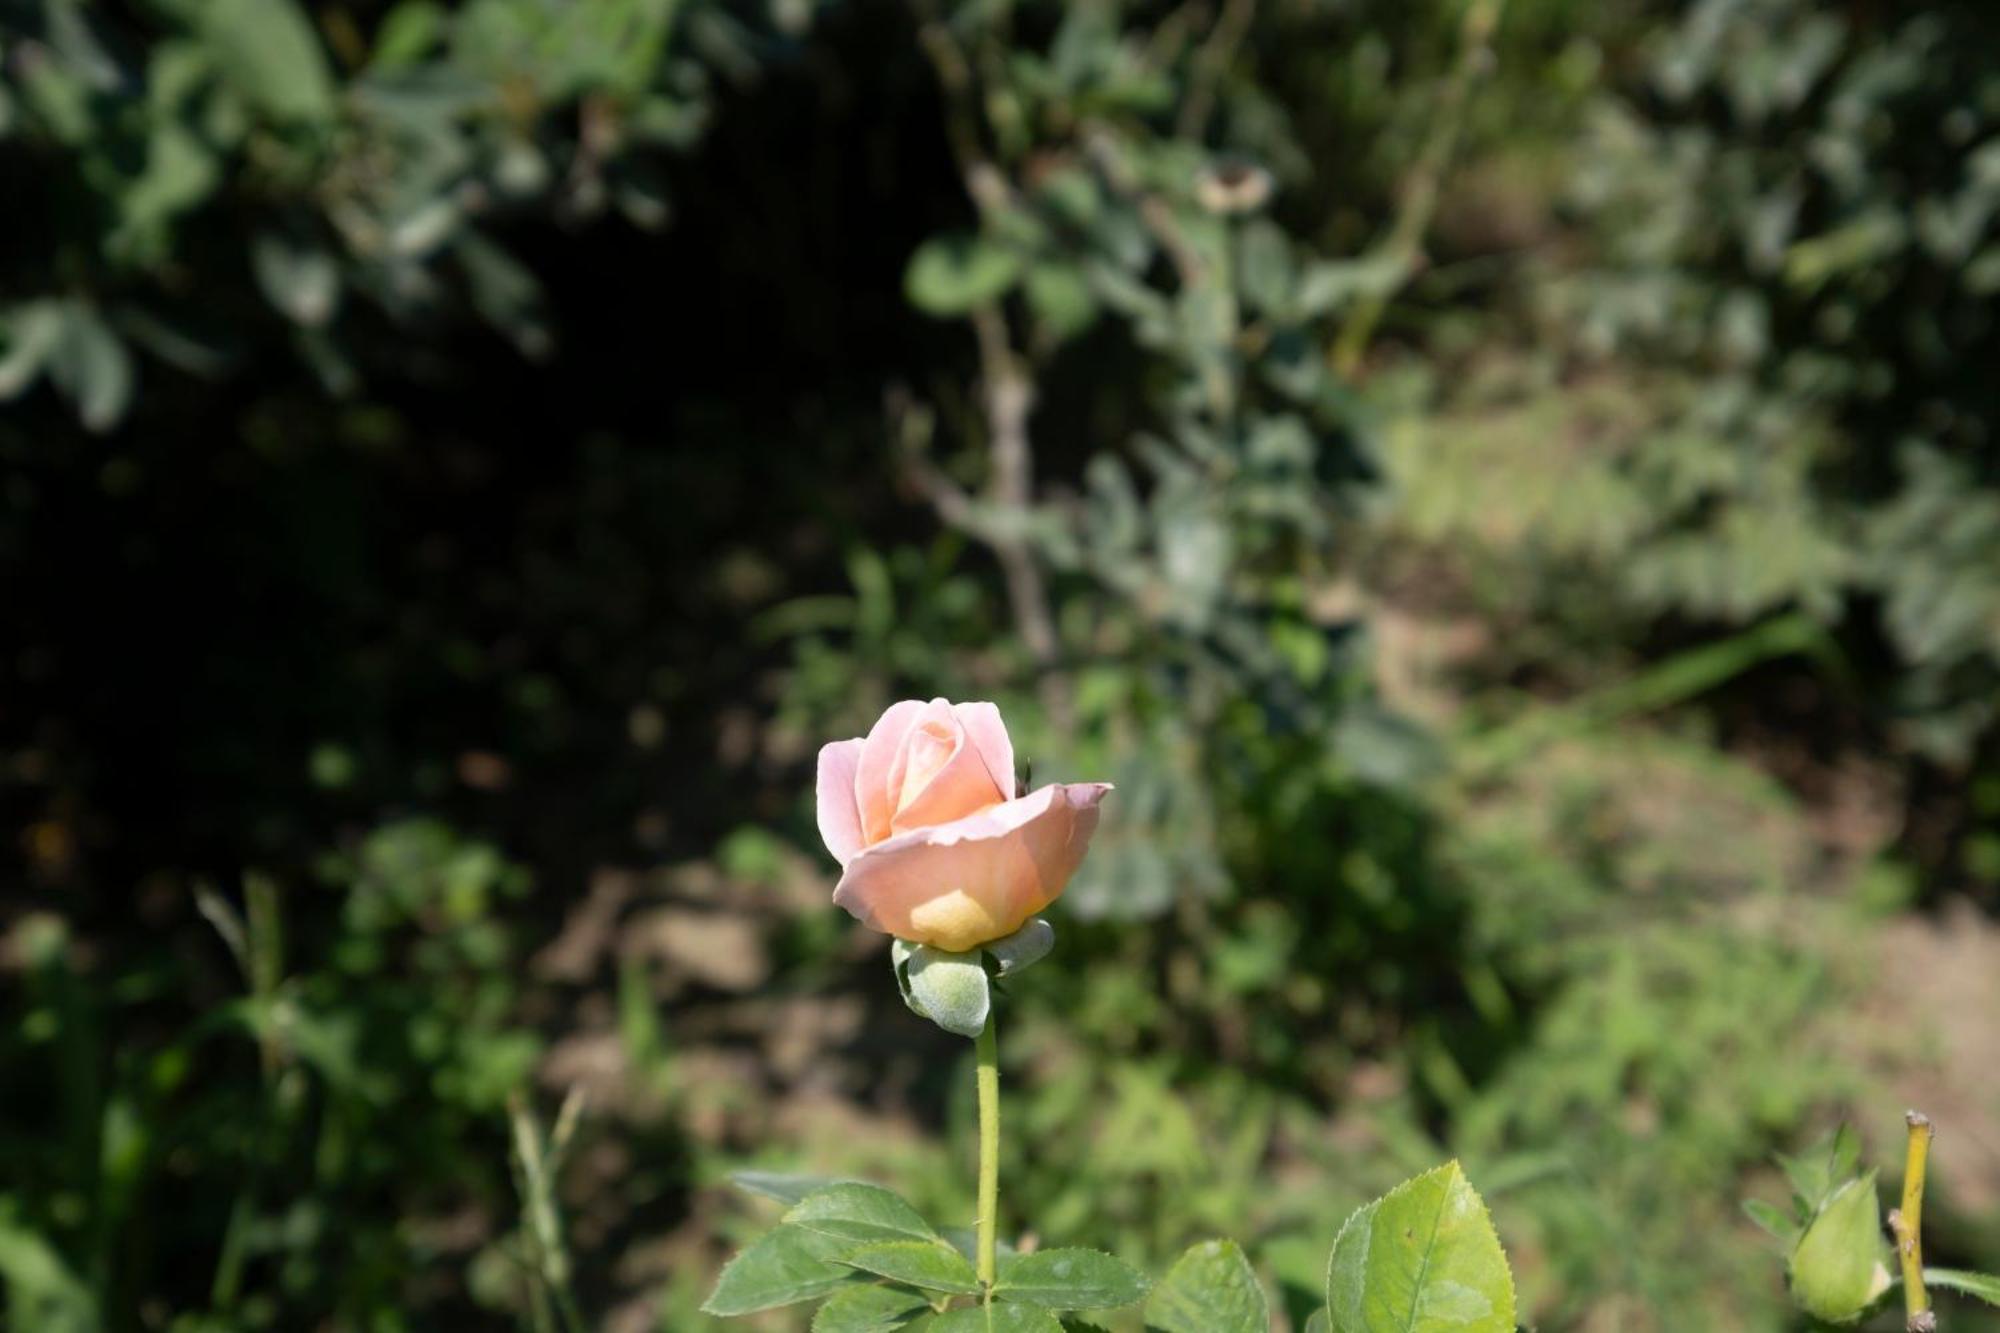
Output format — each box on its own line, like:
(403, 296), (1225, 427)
(887, 699), (1007, 835)
(814, 738), (866, 865)
(831, 782), (1112, 951)
(854, 699), (926, 846)
(953, 701), (1017, 798)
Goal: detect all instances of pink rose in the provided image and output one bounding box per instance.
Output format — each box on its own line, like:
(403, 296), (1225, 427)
(814, 698), (1111, 953)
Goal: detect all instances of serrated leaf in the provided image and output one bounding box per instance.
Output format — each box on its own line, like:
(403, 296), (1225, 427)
(905, 946), (991, 1038)
(905, 234), (1021, 317)
(842, 1240), (981, 1294)
(1926, 1268), (2000, 1308)
(812, 1283), (931, 1332)
(732, 1170), (861, 1206)
(1788, 1172), (1889, 1324)
(905, 1307), (1065, 1331)
(995, 1248), (1149, 1310)
(702, 1224), (857, 1315)
(1326, 1161), (1516, 1333)
(1145, 1238), (1268, 1333)
(787, 1183), (939, 1245)
(1743, 1198), (1799, 1245)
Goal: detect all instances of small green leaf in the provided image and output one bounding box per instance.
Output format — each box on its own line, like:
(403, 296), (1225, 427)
(1025, 263), (1097, 341)
(841, 1240), (981, 1294)
(731, 1171), (860, 1206)
(811, 1284), (931, 1332)
(905, 1307), (1064, 1331)
(0, 303), (62, 398)
(995, 1248), (1149, 1310)
(1926, 1268), (2000, 1308)
(198, 0), (336, 123)
(50, 306), (134, 433)
(1788, 1172), (1889, 1324)
(905, 234), (1021, 317)
(1146, 1239), (1268, 1333)
(1779, 1124), (1859, 1218)
(787, 1183), (939, 1246)
(1326, 1161), (1516, 1333)
(702, 1224), (857, 1315)
(252, 233), (341, 328)
(1742, 1198), (1800, 1246)
(905, 946), (991, 1039)
(371, 1), (446, 68)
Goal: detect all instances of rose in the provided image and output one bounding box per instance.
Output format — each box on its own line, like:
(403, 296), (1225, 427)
(814, 698), (1111, 953)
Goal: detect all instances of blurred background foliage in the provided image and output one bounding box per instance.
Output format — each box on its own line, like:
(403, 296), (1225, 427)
(2, 0), (1997, 1328)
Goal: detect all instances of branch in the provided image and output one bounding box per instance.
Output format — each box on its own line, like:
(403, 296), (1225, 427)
(1331, 0), (1504, 376)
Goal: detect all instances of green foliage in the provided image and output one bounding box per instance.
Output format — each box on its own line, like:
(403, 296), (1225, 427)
(706, 1180), (1150, 1327)
(1746, 1123), (2000, 1329)
(5, 0), (2000, 1328)
(0, 0), (759, 424)
(1145, 1239), (1269, 1333)
(709, 1163), (1512, 1333)
(1929, 1269), (2000, 1309)
(1326, 1162), (1515, 1333)
(702, 1226), (859, 1316)
(993, 1248), (1148, 1310)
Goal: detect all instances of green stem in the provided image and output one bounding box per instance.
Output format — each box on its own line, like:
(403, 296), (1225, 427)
(1894, 1111), (1936, 1333)
(975, 1010), (1001, 1294)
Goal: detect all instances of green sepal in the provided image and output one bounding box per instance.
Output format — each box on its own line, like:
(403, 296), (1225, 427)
(1788, 1172), (1890, 1324)
(983, 918), (1055, 977)
(902, 945), (991, 1038)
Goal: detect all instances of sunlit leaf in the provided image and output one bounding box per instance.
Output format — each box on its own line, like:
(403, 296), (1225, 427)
(1145, 1238), (1268, 1333)
(1326, 1161), (1516, 1333)
(702, 1225), (857, 1315)
(994, 1247), (1148, 1310)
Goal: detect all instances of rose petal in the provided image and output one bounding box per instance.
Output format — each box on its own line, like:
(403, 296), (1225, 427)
(953, 701), (1017, 799)
(814, 738), (866, 865)
(887, 699), (1007, 835)
(854, 699), (927, 846)
(831, 782), (1112, 952)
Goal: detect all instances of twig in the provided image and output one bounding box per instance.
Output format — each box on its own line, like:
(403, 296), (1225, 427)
(1331, 0), (1504, 376)
(910, 7), (1068, 718)
(969, 309), (1059, 669)
(508, 1091), (587, 1333)
(1176, 0), (1258, 140)
(1891, 1111), (1937, 1333)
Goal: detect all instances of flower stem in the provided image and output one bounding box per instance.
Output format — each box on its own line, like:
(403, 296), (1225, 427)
(974, 1009), (1001, 1295)
(1893, 1110), (1936, 1332)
